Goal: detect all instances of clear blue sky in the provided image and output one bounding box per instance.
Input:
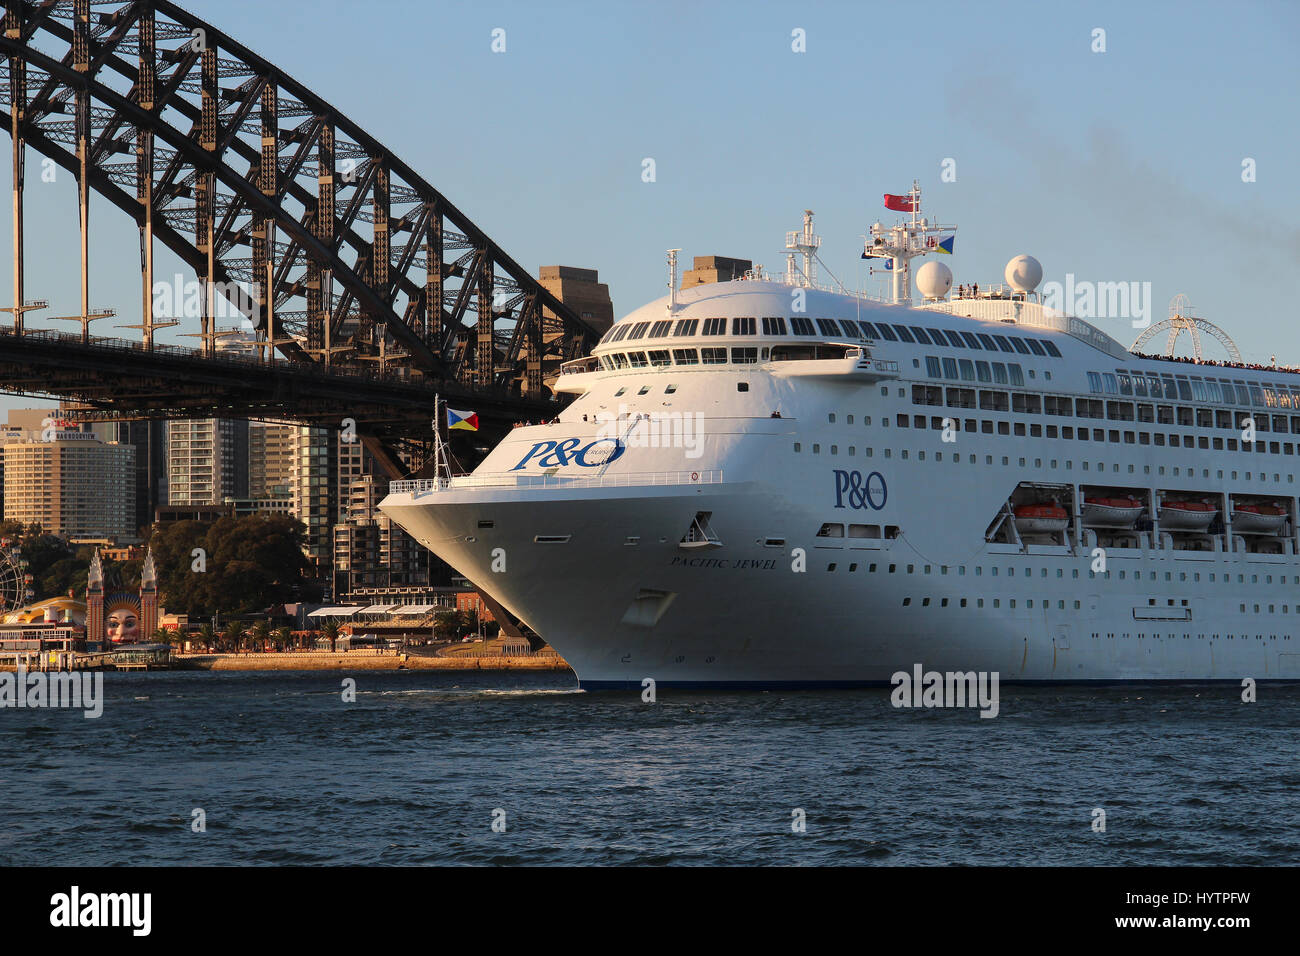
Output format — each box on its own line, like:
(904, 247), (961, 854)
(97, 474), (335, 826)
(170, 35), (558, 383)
(2, 0), (1297, 415)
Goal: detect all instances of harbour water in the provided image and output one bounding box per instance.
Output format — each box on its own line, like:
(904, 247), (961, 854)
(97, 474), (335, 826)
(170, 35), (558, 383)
(2, 670), (1297, 866)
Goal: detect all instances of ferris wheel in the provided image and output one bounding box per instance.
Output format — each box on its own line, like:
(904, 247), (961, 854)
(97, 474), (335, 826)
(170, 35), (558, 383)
(0, 539), (34, 613)
(1130, 294), (1242, 363)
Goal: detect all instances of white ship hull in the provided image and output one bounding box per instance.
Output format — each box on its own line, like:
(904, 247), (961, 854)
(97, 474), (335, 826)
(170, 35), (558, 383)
(381, 279), (1300, 688)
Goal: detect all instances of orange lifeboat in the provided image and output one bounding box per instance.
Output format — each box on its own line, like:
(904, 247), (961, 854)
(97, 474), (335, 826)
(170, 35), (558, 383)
(1231, 502), (1288, 534)
(1158, 498), (1217, 531)
(1013, 502), (1069, 533)
(1082, 495), (1144, 528)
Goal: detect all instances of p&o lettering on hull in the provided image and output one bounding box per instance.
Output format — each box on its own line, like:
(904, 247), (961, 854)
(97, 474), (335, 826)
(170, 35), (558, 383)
(510, 438), (626, 471)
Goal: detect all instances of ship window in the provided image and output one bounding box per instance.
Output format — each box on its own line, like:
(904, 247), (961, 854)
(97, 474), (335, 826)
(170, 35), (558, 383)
(732, 316), (757, 335)
(942, 358), (959, 379)
(1176, 378), (1193, 401)
(649, 320), (673, 338)
(608, 324), (632, 343)
(789, 317), (814, 336)
(816, 318), (842, 337)
(1008, 364), (1024, 386)
(1087, 371), (1103, 393)
(891, 324), (915, 343)
(1132, 375), (1147, 397)
(975, 361), (992, 383)
(672, 318), (698, 336)
(701, 347), (727, 365)
(1042, 340), (1062, 357)
(702, 317), (727, 335)
(927, 328), (950, 346)
(958, 359), (976, 381)
(837, 320), (861, 338)
(737, 382), (749, 392)
(731, 347), (758, 364)
(1117, 371), (1133, 395)
(849, 524), (881, 539)
(857, 321), (880, 338)
(960, 331), (982, 349)
(664, 384), (677, 394)
(764, 538), (785, 547)
(1101, 373), (1118, 394)
(992, 334), (1015, 353)
(672, 348), (699, 365)
(626, 322), (651, 340)
(944, 330), (966, 348)
(992, 362), (1008, 385)
(926, 356), (942, 378)
(533, 535), (571, 544)
(817, 523), (845, 537)
(761, 316), (788, 336)
(1234, 383), (1251, 404)
(977, 333), (998, 350)
(1249, 385), (1265, 406)
(909, 327), (932, 345)
(626, 351), (648, 368)
(637, 385), (651, 395)
(647, 350), (671, 367)
(614, 387), (627, 396)
(1010, 337), (1031, 355)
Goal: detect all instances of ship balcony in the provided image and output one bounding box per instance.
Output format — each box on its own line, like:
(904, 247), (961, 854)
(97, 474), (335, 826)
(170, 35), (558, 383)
(554, 355), (604, 394)
(768, 343), (899, 382)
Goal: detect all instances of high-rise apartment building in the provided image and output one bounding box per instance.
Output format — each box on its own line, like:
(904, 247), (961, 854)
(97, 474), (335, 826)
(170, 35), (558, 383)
(2, 430), (135, 540)
(166, 418), (249, 506)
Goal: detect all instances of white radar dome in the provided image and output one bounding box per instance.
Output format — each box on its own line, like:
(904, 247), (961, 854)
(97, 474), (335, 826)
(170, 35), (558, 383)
(915, 260), (953, 300)
(1004, 254), (1043, 294)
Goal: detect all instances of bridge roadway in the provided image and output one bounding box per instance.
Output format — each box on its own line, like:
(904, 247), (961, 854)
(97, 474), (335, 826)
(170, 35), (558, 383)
(0, 324), (560, 475)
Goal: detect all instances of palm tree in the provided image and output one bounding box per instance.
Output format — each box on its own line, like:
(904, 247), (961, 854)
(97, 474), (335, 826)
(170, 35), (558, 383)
(247, 619), (270, 653)
(320, 620), (340, 652)
(220, 621), (245, 654)
(151, 626), (174, 646)
(196, 623), (216, 652)
(271, 626), (291, 651)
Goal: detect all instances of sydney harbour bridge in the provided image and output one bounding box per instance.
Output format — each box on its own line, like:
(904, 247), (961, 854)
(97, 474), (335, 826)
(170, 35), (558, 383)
(0, 0), (603, 476)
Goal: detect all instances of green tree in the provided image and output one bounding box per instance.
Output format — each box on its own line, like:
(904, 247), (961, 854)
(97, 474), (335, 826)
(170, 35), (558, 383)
(320, 621), (340, 652)
(246, 619), (270, 652)
(272, 626), (292, 651)
(433, 610), (467, 641)
(196, 623), (216, 651)
(220, 621), (245, 653)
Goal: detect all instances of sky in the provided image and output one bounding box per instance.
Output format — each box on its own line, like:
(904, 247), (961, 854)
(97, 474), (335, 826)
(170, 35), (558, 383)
(1, 0), (1297, 416)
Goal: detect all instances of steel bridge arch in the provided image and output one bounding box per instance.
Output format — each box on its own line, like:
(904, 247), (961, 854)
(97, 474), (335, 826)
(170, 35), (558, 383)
(0, 0), (599, 391)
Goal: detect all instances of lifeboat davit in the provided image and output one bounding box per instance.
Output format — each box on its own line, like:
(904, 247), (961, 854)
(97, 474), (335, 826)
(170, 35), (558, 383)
(1230, 502), (1288, 534)
(1013, 502), (1069, 534)
(1158, 499), (1218, 531)
(1082, 495), (1144, 528)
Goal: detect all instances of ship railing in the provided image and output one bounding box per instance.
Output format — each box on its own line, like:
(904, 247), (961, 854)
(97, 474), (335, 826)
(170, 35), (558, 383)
(390, 469), (724, 494)
(558, 355), (601, 375)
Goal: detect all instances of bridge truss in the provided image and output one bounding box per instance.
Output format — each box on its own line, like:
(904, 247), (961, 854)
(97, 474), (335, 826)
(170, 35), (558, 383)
(0, 0), (600, 473)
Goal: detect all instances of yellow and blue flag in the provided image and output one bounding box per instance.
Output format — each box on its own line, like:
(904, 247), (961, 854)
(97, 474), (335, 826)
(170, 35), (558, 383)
(447, 408), (479, 432)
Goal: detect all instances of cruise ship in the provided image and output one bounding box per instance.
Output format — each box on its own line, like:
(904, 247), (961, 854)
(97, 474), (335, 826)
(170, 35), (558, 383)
(380, 187), (1300, 688)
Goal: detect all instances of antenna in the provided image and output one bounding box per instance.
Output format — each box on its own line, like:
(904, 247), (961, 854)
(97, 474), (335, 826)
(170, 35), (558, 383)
(667, 249), (681, 315)
(863, 180), (957, 305)
(785, 210), (821, 288)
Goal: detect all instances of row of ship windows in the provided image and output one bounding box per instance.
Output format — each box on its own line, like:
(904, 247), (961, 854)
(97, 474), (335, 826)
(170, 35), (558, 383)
(602, 316), (1063, 356)
(792, 441), (1296, 481)
(895, 413), (1300, 457)
(1089, 368), (1300, 406)
(912, 384), (1300, 434)
(810, 553), (1300, 585)
(600, 347), (763, 369)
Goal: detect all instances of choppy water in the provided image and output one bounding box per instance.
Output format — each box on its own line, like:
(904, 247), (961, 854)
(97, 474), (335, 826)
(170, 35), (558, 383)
(1, 670), (1297, 865)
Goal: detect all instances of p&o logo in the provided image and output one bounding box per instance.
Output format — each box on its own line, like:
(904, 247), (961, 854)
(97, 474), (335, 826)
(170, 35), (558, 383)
(833, 469), (887, 510)
(511, 438), (625, 471)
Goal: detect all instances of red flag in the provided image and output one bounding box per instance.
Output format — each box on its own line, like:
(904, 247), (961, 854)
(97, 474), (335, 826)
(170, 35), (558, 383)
(884, 193), (916, 212)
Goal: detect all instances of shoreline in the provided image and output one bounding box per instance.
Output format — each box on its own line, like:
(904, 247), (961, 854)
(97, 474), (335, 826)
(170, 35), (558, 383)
(174, 652), (572, 672)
